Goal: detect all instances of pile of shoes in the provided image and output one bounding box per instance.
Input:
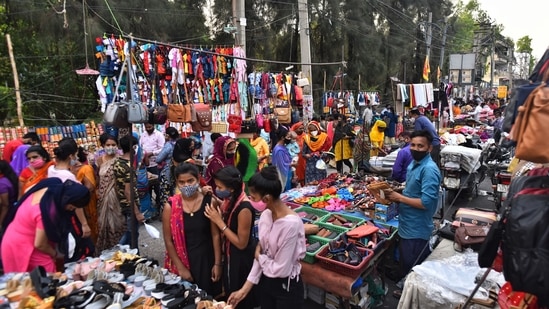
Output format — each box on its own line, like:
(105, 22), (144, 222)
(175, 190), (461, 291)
(325, 238), (364, 266)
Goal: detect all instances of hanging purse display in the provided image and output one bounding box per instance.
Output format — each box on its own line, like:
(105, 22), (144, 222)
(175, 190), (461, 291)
(227, 103), (242, 134)
(127, 101), (149, 123)
(241, 119), (258, 134)
(103, 102), (129, 128)
(274, 99), (291, 124)
(190, 103), (213, 132)
(148, 105), (167, 125)
(167, 104), (187, 123)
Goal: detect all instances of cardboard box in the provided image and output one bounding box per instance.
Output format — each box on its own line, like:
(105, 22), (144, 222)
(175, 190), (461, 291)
(375, 202), (398, 222)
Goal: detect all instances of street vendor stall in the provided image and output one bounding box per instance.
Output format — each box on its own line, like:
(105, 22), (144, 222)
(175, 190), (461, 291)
(282, 172), (401, 308)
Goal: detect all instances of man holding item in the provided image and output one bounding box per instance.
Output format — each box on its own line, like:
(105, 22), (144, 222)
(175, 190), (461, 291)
(385, 130), (441, 298)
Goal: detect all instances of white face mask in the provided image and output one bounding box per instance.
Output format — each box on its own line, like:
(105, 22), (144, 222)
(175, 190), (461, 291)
(310, 130), (318, 137)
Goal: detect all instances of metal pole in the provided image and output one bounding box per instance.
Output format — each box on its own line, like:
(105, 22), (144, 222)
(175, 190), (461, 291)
(439, 18), (448, 74)
(490, 26), (495, 91)
(236, 0), (246, 52)
(298, 0), (312, 95)
(426, 12), (433, 59)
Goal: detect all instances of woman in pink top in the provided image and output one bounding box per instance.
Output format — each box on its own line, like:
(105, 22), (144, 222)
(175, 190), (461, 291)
(228, 166), (306, 309)
(1, 178), (90, 273)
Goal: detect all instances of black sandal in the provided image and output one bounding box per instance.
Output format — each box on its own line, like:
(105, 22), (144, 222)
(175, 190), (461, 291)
(53, 288), (96, 309)
(92, 280), (127, 299)
(30, 266), (58, 299)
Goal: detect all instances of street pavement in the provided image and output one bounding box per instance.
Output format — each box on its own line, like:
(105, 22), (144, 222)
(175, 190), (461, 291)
(136, 172), (496, 308)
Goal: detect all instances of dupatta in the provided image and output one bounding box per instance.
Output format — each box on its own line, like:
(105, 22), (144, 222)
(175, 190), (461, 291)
(164, 194), (191, 272)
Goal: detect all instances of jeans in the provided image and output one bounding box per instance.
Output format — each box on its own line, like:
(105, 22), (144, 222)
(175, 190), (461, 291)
(119, 214), (139, 249)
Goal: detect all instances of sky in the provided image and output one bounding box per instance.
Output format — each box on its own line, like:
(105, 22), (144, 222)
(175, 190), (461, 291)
(476, 0), (547, 59)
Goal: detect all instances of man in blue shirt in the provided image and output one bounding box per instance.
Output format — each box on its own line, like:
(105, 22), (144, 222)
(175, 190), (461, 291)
(386, 130), (442, 298)
(391, 131), (413, 183)
(410, 108), (441, 166)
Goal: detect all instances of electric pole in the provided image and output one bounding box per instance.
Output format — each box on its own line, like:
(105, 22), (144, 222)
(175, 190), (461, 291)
(298, 0), (312, 95)
(426, 12), (433, 60)
(439, 17), (449, 77)
(232, 0), (246, 52)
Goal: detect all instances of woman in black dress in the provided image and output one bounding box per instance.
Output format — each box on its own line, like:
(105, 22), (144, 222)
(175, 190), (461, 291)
(205, 166), (258, 308)
(162, 163), (222, 296)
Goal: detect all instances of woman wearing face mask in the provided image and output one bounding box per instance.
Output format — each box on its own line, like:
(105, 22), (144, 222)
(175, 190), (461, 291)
(18, 145), (54, 198)
(227, 166), (306, 309)
(204, 166), (259, 309)
(163, 163), (222, 297)
(205, 136), (237, 193)
(302, 121), (331, 185)
(95, 134), (126, 254)
(271, 126), (293, 192)
(48, 138), (91, 242)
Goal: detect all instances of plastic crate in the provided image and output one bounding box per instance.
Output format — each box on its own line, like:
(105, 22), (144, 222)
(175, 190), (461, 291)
(319, 213), (365, 229)
(372, 222), (398, 255)
(309, 222), (349, 242)
(315, 246), (374, 278)
(303, 236), (329, 264)
(295, 206), (330, 223)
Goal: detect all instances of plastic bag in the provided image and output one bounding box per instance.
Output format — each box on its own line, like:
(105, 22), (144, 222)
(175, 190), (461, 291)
(144, 223), (160, 239)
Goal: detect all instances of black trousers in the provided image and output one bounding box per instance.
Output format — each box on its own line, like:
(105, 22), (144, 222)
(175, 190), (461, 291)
(147, 166), (160, 206)
(258, 275), (304, 309)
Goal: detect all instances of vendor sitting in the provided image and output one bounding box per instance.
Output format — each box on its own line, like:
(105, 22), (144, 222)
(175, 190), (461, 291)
(385, 130), (442, 299)
(391, 131), (413, 183)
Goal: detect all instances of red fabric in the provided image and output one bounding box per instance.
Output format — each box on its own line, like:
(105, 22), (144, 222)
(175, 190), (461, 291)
(164, 194), (191, 273)
(2, 139), (23, 163)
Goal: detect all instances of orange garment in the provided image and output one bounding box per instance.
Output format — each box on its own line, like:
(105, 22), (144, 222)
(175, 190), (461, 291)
(294, 132), (306, 185)
(19, 161), (54, 197)
(250, 137), (270, 170)
(76, 164), (98, 244)
(453, 105), (461, 116)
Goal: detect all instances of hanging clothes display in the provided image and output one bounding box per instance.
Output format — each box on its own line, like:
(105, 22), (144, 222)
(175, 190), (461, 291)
(395, 83), (435, 107)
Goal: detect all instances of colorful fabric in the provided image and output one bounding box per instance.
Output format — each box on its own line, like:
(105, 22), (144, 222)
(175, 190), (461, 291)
(9, 144), (30, 176)
(272, 144), (292, 191)
(205, 136), (235, 190)
(250, 137), (270, 170)
(369, 120), (386, 157)
(75, 164), (98, 244)
(19, 161), (55, 195)
(95, 156), (126, 254)
(164, 194), (191, 272)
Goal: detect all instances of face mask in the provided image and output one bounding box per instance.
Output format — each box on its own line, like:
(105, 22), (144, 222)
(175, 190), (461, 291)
(284, 138), (292, 144)
(226, 152), (235, 158)
(105, 147), (117, 155)
(310, 131), (318, 137)
(29, 158), (45, 169)
(181, 184), (199, 197)
(411, 150), (429, 162)
(70, 159), (78, 166)
(215, 188), (232, 199)
(249, 199), (267, 212)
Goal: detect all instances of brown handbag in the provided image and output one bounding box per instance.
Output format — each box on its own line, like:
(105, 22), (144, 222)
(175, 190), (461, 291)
(167, 104), (187, 123)
(513, 69), (549, 163)
(191, 103), (212, 132)
(274, 107), (291, 124)
(454, 226), (488, 252)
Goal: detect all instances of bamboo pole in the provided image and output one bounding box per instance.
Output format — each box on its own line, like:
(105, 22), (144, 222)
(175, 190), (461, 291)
(6, 34), (24, 127)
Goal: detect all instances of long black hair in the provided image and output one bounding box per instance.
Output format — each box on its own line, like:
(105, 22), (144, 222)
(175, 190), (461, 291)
(0, 160), (18, 198)
(213, 166), (243, 214)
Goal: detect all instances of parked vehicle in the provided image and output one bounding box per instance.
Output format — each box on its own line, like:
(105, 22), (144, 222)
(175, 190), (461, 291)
(483, 137), (515, 210)
(440, 145), (484, 207)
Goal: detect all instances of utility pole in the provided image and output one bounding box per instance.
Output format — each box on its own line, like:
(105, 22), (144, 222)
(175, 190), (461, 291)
(490, 25), (495, 90)
(233, 0), (246, 52)
(297, 0), (312, 95)
(426, 12), (433, 60)
(439, 17), (449, 77)
(6, 34), (24, 127)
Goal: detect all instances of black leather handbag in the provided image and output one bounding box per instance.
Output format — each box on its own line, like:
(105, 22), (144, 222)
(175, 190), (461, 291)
(241, 119), (258, 134)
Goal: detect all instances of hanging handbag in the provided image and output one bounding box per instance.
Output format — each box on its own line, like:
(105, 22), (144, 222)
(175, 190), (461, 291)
(149, 105), (167, 125)
(512, 69), (549, 163)
(127, 101), (149, 123)
(241, 119), (258, 134)
(255, 113), (264, 129)
(263, 115), (271, 132)
(167, 104), (187, 123)
(103, 102), (129, 128)
(275, 107), (291, 124)
(190, 103), (213, 132)
(228, 103), (242, 134)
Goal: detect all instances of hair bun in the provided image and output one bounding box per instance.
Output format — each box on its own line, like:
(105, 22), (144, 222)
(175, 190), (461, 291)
(261, 166), (278, 181)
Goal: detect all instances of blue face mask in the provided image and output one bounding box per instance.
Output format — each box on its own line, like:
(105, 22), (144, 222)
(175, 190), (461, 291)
(215, 188), (232, 199)
(180, 184), (199, 197)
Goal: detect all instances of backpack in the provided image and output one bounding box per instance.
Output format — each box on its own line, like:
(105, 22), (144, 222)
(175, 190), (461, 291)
(479, 168), (549, 306)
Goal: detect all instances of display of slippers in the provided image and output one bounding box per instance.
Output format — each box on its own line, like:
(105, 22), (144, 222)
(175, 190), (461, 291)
(53, 287), (96, 309)
(30, 266), (58, 300)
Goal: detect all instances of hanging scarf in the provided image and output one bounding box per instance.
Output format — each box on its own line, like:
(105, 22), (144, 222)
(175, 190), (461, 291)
(304, 121), (328, 152)
(165, 194), (191, 272)
(369, 120), (387, 143)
